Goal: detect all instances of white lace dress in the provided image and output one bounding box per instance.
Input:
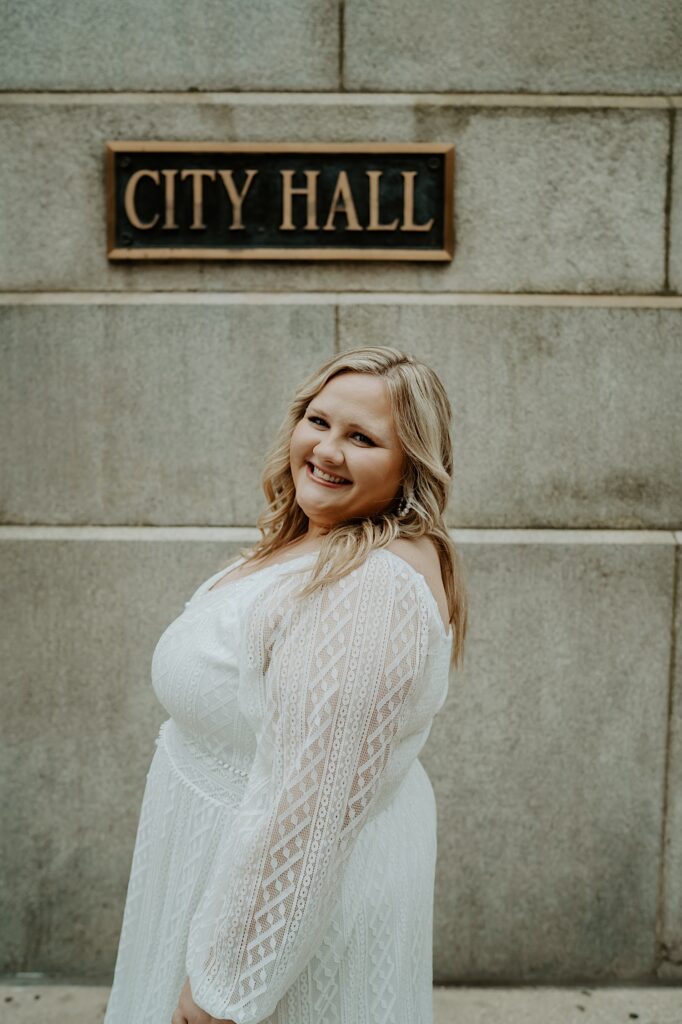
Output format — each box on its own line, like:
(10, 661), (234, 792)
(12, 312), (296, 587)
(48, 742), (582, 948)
(103, 547), (452, 1024)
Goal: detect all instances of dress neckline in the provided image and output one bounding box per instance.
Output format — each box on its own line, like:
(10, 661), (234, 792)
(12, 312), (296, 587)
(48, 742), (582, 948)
(205, 551), (317, 594)
(201, 548), (452, 643)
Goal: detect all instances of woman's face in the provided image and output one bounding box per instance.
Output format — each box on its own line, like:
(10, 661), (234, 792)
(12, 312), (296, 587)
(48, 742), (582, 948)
(289, 372), (407, 536)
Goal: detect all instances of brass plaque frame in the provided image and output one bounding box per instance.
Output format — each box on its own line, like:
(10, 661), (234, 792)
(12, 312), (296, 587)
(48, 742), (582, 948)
(106, 141), (455, 262)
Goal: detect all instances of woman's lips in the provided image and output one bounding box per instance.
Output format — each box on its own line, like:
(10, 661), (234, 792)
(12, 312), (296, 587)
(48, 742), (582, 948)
(306, 461), (351, 487)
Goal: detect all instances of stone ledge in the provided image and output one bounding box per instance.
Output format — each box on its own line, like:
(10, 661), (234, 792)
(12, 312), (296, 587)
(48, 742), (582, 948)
(1, 92), (680, 107)
(0, 526), (677, 545)
(2, 293), (682, 307)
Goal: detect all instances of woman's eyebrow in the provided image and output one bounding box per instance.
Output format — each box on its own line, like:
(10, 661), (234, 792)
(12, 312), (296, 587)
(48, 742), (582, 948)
(308, 405), (387, 443)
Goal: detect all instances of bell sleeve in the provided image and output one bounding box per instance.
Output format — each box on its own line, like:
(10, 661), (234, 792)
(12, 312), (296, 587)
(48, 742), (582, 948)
(185, 550), (432, 1023)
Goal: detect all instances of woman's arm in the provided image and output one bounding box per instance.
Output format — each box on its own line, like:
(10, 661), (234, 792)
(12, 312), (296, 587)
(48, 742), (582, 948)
(185, 550), (431, 1024)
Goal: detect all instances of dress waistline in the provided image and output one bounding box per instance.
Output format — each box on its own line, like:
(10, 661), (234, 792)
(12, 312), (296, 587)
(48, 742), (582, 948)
(156, 718), (249, 809)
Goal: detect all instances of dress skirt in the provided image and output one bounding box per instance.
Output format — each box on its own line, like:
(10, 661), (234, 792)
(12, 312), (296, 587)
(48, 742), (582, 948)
(104, 717), (438, 1024)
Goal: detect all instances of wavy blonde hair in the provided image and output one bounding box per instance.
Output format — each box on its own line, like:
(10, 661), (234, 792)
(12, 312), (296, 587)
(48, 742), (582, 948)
(235, 346), (468, 668)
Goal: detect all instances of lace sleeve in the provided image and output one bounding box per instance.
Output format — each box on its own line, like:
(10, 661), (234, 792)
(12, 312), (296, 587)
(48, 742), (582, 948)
(185, 550), (432, 1023)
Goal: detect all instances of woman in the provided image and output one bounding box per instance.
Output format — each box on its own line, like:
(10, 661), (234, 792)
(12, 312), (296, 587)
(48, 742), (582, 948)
(103, 346), (468, 1024)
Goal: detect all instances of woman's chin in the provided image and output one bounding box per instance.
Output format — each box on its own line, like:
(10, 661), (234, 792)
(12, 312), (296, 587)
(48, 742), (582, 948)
(295, 490), (350, 523)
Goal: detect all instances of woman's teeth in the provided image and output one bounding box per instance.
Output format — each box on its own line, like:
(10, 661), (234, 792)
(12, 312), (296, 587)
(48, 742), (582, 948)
(309, 463), (349, 484)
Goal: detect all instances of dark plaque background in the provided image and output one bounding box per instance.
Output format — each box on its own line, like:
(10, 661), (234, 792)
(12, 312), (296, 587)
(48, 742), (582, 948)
(108, 145), (453, 260)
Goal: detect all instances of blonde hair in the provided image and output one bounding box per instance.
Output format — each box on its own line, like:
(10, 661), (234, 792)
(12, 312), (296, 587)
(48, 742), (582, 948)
(237, 346), (468, 668)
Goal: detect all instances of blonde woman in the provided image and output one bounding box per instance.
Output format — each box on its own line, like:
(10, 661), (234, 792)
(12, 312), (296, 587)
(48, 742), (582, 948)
(104, 346), (468, 1024)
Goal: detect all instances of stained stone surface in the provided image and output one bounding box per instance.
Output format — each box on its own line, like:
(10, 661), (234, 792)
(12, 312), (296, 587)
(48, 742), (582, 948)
(0, 0), (339, 91)
(421, 537), (674, 979)
(668, 110), (682, 294)
(0, 302), (334, 526)
(339, 303), (682, 529)
(345, 0), (682, 94)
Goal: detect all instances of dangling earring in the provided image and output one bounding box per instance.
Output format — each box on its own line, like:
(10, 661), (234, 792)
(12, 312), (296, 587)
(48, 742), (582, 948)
(396, 492), (412, 517)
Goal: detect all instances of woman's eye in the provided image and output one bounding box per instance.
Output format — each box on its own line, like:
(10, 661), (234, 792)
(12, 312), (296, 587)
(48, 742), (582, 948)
(306, 416), (373, 446)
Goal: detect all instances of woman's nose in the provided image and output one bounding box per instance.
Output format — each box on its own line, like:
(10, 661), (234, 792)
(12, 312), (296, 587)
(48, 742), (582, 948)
(313, 437), (344, 464)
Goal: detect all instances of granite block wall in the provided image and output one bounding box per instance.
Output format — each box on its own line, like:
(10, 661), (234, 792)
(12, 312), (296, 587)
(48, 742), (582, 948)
(1, 0), (680, 983)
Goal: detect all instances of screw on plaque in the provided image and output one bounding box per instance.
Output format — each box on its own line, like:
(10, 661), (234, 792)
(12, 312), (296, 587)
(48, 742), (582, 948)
(121, 231), (133, 246)
(119, 156), (131, 169)
(428, 158), (439, 171)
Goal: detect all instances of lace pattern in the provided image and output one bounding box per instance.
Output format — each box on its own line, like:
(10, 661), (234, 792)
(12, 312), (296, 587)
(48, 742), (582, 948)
(185, 549), (439, 1023)
(159, 719), (249, 809)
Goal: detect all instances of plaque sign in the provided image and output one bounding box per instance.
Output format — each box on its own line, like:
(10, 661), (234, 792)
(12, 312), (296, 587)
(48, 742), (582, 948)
(106, 142), (454, 261)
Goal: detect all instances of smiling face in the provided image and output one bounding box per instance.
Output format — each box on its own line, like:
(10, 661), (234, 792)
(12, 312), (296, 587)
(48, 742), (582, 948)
(289, 371), (407, 537)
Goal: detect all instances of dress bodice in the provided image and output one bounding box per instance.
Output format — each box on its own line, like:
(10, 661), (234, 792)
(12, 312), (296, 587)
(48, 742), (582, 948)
(150, 549), (451, 793)
(150, 554), (288, 772)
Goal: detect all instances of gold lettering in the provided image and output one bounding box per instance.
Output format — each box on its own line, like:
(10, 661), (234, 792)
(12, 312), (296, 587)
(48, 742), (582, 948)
(400, 171), (434, 232)
(366, 171), (399, 231)
(217, 169), (258, 230)
(161, 170), (178, 230)
(322, 171), (362, 232)
(180, 169), (216, 230)
(123, 169), (160, 230)
(280, 170), (320, 230)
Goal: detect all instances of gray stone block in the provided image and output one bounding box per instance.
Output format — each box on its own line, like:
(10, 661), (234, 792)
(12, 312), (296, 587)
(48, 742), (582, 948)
(0, 535), (246, 974)
(339, 303), (682, 529)
(0, 533), (674, 977)
(0, 303), (334, 525)
(345, 0), (682, 93)
(420, 537), (675, 980)
(0, 985), (112, 1021)
(0, 99), (667, 293)
(669, 111), (682, 294)
(660, 541), (682, 963)
(0, 0), (338, 91)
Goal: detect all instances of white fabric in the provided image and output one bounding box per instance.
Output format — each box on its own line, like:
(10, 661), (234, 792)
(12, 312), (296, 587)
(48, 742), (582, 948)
(103, 547), (452, 1024)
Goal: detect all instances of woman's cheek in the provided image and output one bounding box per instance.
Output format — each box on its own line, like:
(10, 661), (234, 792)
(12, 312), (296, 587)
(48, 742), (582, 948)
(296, 428), (315, 452)
(291, 425), (309, 460)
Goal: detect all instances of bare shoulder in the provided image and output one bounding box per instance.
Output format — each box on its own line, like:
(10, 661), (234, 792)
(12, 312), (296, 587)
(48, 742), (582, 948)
(384, 536), (439, 577)
(384, 537), (449, 629)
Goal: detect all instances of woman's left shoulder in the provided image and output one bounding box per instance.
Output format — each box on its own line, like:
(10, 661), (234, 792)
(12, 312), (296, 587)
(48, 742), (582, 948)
(379, 538), (449, 632)
(382, 536), (441, 580)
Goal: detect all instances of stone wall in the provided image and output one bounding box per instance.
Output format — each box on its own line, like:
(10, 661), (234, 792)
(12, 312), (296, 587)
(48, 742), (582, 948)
(1, 0), (681, 983)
